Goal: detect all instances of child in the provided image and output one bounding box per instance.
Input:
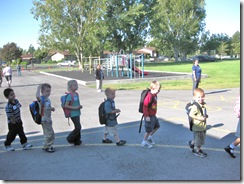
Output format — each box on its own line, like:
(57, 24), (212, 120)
(36, 83), (55, 153)
(188, 88), (208, 157)
(0, 67), (3, 87)
(224, 94), (240, 158)
(102, 87), (126, 146)
(65, 80), (83, 145)
(95, 64), (104, 92)
(141, 81), (161, 149)
(2, 64), (12, 87)
(3, 88), (33, 151)
(16, 64), (22, 76)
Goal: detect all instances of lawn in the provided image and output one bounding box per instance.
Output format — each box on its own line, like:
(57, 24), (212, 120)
(102, 60), (240, 90)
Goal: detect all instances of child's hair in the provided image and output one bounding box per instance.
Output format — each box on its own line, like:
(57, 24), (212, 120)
(3, 88), (14, 98)
(105, 87), (116, 97)
(193, 88), (205, 97)
(67, 80), (78, 92)
(41, 83), (51, 93)
(150, 80), (161, 90)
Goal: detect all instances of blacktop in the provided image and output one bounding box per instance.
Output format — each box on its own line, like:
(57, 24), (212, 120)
(0, 70), (241, 181)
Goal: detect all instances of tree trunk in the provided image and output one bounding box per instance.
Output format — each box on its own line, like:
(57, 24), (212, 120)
(173, 46), (179, 62)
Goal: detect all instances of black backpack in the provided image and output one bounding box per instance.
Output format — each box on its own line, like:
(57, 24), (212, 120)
(138, 89), (154, 133)
(185, 101), (203, 131)
(98, 99), (119, 125)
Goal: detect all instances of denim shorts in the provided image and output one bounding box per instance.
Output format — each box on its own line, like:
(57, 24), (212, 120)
(144, 116), (160, 133)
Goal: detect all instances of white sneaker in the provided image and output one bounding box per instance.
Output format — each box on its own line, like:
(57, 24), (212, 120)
(4, 146), (15, 151)
(141, 141), (153, 149)
(23, 143), (33, 150)
(147, 138), (155, 145)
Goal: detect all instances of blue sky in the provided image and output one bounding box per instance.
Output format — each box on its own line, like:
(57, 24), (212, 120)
(0, 0), (241, 50)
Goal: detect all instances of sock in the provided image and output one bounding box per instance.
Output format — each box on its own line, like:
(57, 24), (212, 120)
(148, 135), (152, 140)
(230, 143), (236, 149)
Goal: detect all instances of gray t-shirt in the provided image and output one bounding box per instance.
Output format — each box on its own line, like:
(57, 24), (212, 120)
(104, 99), (118, 127)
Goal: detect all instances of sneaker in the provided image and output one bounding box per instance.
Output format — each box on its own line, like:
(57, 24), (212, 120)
(23, 143), (33, 150)
(43, 147), (55, 153)
(194, 150), (207, 157)
(188, 141), (195, 153)
(4, 146), (15, 151)
(147, 138), (155, 145)
(102, 139), (113, 143)
(224, 146), (236, 158)
(116, 140), (126, 146)
(74, 140), (82, 146)
(141, 141), (153, 149)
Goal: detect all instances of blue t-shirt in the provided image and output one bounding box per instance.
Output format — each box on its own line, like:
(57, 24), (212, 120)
(104, 99), (118, 127)
(66, 93), (81, 117)
(192, 65), (202, 79)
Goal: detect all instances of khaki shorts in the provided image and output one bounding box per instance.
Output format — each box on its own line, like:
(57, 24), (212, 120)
(235, 119), (240, 138)
(104, 125), (118, 137)
(193, 131), (206, 147)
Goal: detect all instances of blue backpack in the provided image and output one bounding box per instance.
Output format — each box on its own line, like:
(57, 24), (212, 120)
(29, 96), (45, 125)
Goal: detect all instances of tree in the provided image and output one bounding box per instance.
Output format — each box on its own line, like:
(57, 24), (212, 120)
(151, 0), (206, 62)
(0, 42), (22, 63)
(231, 31), (240, 57)
(217, 41), (229, 59)
(31, 0), (107, 71)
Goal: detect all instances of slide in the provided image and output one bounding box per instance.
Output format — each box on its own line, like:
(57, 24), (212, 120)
(132, 66), (149, 75)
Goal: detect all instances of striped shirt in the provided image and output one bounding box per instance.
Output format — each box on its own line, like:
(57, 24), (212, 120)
(5, 99), (22, 124)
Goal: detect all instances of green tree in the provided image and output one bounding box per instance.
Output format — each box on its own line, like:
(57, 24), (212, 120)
(231, 31), (240, 57)
(217, 41), (229, 59)
(151, 0), (206, 62)
(32, 0), (107, 71)
(0, 42), (22, 63)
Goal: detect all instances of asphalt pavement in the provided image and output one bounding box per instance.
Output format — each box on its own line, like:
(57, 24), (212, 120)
(0, 70), (241, 181)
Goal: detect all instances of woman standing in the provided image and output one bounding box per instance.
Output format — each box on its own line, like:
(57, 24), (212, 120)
(95, 64), (104, 92)
(192, 59), (202, 94)
(3, 64), (12, 87)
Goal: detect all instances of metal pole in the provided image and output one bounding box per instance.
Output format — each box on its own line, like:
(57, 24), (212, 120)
(116, 55), (119, 78)
(142, 54), (144, 78)
(130, 54), (132, 79)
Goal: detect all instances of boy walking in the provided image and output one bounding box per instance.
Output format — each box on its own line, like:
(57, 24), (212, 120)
(3, 88), (33, 151)
(102, 87), (126, 146)
(141, 81), (161, 149)
(36, 83), (55, 152)
(188, 88), (208, 157)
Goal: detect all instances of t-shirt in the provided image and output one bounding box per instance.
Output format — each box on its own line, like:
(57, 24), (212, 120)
(143, 92), (157, 117)
(189, 102), (207, 131)
(192, 65), (202, 79)
(40, 97), (52, 123)
(5, 99), (22, 124)
(104, 99), (118, 127)
(66, 93), (81, 117)
(3, 66), (12, 76)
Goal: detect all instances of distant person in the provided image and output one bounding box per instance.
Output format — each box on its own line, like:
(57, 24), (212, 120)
(16, 64), (22, 76)
(192, 59), (202, 94)
(2, 64), (12, 87)
(224, 94), (240, 158)
(36, 83), (56, 153)
(0, 67), (3, 87)
(95, 64), (104, 92)
(3, 88), (33, 151)
(102, 87), (126, 146)
(141, 81), (161, 149)
(65, 80), (83, 145)
(188, 88), (208, 157)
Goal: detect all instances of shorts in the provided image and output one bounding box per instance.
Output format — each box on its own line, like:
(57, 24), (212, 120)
(193, 131), (206, 147)
(144, 116), (160, 133)
(104, 125), (118, 137)
(235, 119), (240, 138)
(5, 75), (12, 81)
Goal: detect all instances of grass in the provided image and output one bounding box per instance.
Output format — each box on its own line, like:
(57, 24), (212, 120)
(36, 60), (240, 90)
(102, 60), (240, 90)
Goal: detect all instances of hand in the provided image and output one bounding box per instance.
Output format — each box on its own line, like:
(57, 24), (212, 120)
(116, 109), (121, 113)
(79, 105), (83, 109)
(145, 117), (150, 122)
(51, 107), (55, 112)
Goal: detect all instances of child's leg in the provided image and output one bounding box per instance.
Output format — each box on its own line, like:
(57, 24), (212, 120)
(4, 123), (18, 146)
(16, 122), (28, 145)
(42, 122), (55, 148)
(67, 116), (81, 144)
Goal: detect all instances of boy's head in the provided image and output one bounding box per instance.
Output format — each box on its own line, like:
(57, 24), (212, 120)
(150, 81), (161, 94)
(194, 88), (205, 104)
(67, 80), (78, 92)
(3, 88), (15, 100)
(41, 83), (51, 97)
(105, 87), (116, 100)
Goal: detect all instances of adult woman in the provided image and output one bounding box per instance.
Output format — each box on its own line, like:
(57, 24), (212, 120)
(192, 59), (202, 94)
(3, 64), (12, 87)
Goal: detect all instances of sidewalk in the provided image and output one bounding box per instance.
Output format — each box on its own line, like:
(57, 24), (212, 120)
(0, 70), (240, 180)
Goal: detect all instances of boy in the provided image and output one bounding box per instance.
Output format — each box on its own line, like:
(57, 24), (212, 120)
(3, 88), (33, 151)
(188, 88), (208, 157)
(36, 83), (55, 152)
(102, 87), (126, 146)
(141, 80), (161, 149)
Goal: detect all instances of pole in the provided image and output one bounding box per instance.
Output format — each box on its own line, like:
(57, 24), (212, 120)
(116, 55), (119, 78)
(142, 54), (144, 78)
(130, 54), (132, 79)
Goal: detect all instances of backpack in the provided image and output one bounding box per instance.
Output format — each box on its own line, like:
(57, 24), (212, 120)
(98, 99), (119, 125)
(29, 96), (45, 125)
(185, 101), (203, 131)
(138, 89), (155, 133)
(60, 92), (77, 125)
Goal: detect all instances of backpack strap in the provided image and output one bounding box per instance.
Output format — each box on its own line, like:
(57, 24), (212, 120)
(40, 96), (45, 117)
(193, 101), (203, 116)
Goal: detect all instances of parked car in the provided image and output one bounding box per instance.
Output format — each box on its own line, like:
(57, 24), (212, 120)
(189, 55), (215, 62)
(57, 60), (76, 66)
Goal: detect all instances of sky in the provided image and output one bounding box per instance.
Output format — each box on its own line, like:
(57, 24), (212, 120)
(0, 0), (241, 50)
